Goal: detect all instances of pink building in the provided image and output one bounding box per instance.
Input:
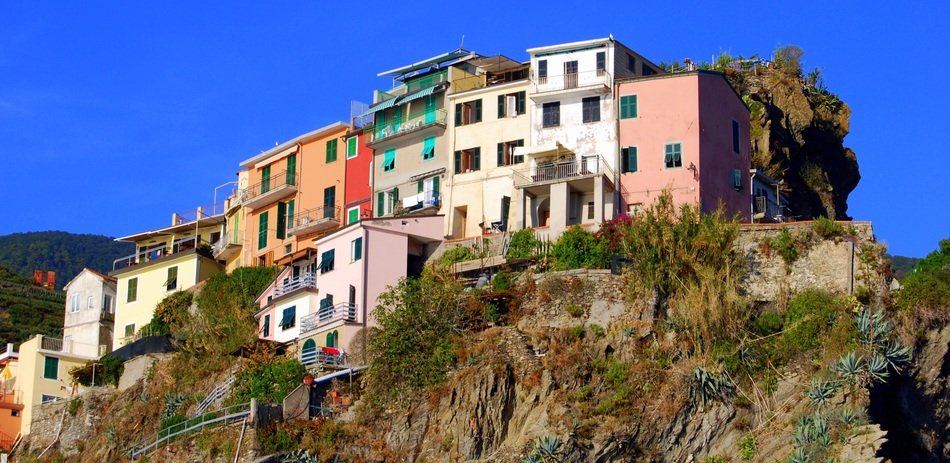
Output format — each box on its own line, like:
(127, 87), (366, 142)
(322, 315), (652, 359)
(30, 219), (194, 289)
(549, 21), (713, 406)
(616, 71), (751, 220)
(254, 215), (444, 367)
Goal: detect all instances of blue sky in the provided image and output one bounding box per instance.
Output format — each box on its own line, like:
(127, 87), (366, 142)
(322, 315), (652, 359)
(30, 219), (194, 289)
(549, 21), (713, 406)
(1, 1), (947, 257)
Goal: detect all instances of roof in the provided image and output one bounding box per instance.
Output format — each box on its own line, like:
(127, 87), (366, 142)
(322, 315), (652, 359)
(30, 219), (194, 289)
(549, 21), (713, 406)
(377, 48), (477, 78)
(239, 121), (349, 168)
(63, 267), (117, 290)
(470, 55), (526, 73)
(527, 37), (613, 55)
(115, 213), (226, 242)
(614, 70), (747, 109)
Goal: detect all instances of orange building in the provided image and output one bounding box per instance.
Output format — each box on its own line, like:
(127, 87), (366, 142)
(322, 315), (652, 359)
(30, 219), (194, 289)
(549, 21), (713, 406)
(0, 344), (22, 451)
(239, 122), (350, 267)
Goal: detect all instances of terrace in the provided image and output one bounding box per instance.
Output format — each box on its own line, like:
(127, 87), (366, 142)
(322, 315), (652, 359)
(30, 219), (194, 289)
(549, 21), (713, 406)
(287, 205), (341, 236)
(240, 169), (297, 210)
(530, 70), (612, 100)
(299, 302), (357, 335)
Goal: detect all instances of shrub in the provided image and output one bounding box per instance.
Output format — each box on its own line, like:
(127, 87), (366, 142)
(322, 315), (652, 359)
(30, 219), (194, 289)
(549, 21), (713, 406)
(230, 355), (306, 405)
(590, 324), (605, 338)
(753, 311), (784, 336)
(550, 225), (609, 270)
(507, 229), (541, 260)
(69, 354), (124, 387)
(898, 236), (950, 326)
(187, 266), (276, 355)
(779, 289), (840, 357)
(565, 304), (585, 318)
(67, 398), (82, 416)
(439, 246), (475, 266)
(604, 361), (628, 386)
(811, 217), (844, 239)
(738, 433), (757, 460)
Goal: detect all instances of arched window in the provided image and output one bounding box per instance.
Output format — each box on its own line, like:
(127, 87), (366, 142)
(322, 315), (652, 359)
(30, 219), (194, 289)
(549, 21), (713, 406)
(326, 331), (339, 348)
(301, 338), (316, 364)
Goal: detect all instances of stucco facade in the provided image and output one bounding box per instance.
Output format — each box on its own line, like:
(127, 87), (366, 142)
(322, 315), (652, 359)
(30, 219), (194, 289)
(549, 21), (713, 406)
(15, 335), (92, 436)
(616, 71), (751, 220)
(63, 268), (116, 358)
(343, 130), (373, 225)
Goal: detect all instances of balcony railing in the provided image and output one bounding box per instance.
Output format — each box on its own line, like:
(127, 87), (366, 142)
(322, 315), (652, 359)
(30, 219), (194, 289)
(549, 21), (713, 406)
(287, 205), (341, 236)
(513, 155), (615, 188)
(405, 71), (448, 93)
(273, 272), (317, 299)
(369, 109), (447, 145)
(240, 170), (297, 209)
(300, 347), (347, 368)
(212, 233), (242, 259)
(300, 302), (358, 334)
(400, 190), (440, 211)
(113, 238), (213, 271)
(532, 70), (611, 95)
(754, 195), (785, 222)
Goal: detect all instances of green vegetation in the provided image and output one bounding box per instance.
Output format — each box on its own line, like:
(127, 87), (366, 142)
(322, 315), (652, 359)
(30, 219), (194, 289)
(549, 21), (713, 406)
(70, 354), (124, 386)
(0, 231), (134, 289)
(0, 265), (65, 344)
(506, 228), (541, 260)
(811, 217), (845, 239)
(889, 254), (921, 281)
(439, 245), (475, 266)
(230, 354), (306, 405)
(897, 236), (950, 328)
(549, 225), (610, 270)
(186, 266), (275, 355)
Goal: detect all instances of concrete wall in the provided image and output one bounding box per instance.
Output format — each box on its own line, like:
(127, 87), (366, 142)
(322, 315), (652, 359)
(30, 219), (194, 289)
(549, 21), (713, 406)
(63, 270), (116, 357)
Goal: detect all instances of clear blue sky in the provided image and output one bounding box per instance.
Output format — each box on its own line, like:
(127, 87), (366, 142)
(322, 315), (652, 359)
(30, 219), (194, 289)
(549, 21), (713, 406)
(2, 2), (947, 257)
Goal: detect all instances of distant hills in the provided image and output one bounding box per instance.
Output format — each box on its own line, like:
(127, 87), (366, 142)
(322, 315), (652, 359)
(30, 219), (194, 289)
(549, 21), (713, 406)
(890, 254), (921, 281)
(0, 265), (64, 344)
(0, 231), (133, 289)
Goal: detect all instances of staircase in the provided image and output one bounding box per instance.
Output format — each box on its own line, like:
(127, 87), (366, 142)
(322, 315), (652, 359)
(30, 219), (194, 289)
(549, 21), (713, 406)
(130, 402), (251, 460)
(193, 371), (237, 417)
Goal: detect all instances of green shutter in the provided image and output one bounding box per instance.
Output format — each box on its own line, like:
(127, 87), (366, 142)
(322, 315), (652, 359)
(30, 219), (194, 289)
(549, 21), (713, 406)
(353, 237), (363, 261)
(286, 154), (296, 185)
(418, 180), (424, 193)
(261, 166), (271, 193)
(347, 137), (357, 158)
(498, 94), (505, 118)
(516, 91), (526, 114)
(326, 139), (338, 163)
(473, 147), (481, 171)
(44, 356), (59, 380)
(348, 207), (359, 224)
(263, 314), (270, 337)
(377, 192), (385, 217)
(630, 147), (638, 173)
(497, 143), (505, 167)
(287, 200), (295, 232)
(454, 151), (462, 174)
(455, 103), (462, 126)
(258, 211), (268, 249)
(127, 278), (137, 302)
(621, 95), (638, 119)
(474, 99), (482, 122)
(276, 202), (286, 240)
(433, 175), (440, 197)
(392, 187), (398, 203)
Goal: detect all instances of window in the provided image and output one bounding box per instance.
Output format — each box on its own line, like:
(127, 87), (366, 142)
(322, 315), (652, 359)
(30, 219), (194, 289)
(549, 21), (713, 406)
(732, 120), (741, 154)
(11, 409), (19, 417)
(323, 186), (336, 219)
(454, 148), (481, 174)
(326, 139), (338, 163)
(377, 189), (398, 217)
(621, 147), (638, 173)
(41, 394), (61, 404)
(286, 154), (297, 185)
(563, 61), (578, 88)
(627, 54), (636, 72)
(262, 314), (270, 337)
(733, 169), (743, 191)
(664, 143), (683, 168)
(587, 201), (595, 220)
(642, 63), (656, 76)
(628, 203), (644, 215)
(582, 96), (600, 123)
(620, 95), (638, 119)
(421, 136), (435, 160)
(382, 148), (396, 172)
(497, 91), (526, 118)
(209, 231), (221, 245)
(279, 306), (296, 330)
(284, 244), (292, 255)
(346, 137), (358, 159)
(497, 140), (525, 166)
(347, 206), (360, 225)
(102, 294), (113, 313)
(70, 294), (80, 313)
(538, 59), (548, 83)
(127, 278), (138, 302)
(455, 99), (482, 126)
(320, 249), (335, 274)
(258, 211), (269, 249)
(87, 295), (94, 309)
(124, 323), (135, 337)
(542, 102), (560, 128)
(43, 356), (58, 380)
(596, 51), (606, 75)
(165, 266), (178, 291)
(277, 200), (293, 239)
(260, 165), (271, 193)
(352, 236), (363, 262)
(417, 176), (439, 202)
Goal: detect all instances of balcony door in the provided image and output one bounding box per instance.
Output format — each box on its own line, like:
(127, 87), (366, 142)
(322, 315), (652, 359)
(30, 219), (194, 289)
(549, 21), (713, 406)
(424, 95), (436, 124)
(564, 61), (578, 89)
(323, 186), (336, 219)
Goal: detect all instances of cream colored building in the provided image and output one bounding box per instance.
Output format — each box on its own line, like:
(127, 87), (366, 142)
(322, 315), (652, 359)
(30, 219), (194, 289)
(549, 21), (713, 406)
(15, 335), (92, 435)
(445, 56), (531, 238)
(212, 170), (249, 273)
(63, 268), (116, 358)
(111, 210), (224, 349)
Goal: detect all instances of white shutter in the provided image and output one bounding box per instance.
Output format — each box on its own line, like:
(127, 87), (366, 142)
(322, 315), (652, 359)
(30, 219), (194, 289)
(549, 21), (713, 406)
(506, 95), (517, 118)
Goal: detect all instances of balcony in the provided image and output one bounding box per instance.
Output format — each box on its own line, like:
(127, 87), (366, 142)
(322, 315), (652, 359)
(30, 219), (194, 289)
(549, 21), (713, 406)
(240, 170), (297, 210)
(400, 190), (440, 212)
(37, 335), (99, 358)
(300, 346), (347, 368)
(531, 70), (612, 99)
(287, 205), (341, 236)
(300, 302), (358, 334)
(513, 155), (615, 188)
(368, 109), (447, 146)
(212, 233), (242, 260)
(272, 272), (317, 299)
(112, 237), (213, 272)
(754, 195), (785, 223)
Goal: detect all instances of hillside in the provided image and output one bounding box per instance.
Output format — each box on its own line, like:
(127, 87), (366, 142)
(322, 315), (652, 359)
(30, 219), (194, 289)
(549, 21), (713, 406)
(0, 265), (65, 345)
(0, 231), (133, 289)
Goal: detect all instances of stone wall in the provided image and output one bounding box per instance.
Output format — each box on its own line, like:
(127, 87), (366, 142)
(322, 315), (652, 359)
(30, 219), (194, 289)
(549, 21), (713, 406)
(20, 387), (113, 457)
(737, 221), (876, 302)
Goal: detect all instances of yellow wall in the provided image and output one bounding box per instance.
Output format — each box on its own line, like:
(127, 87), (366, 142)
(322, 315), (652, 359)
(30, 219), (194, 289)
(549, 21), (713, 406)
(113, 253), (221, 348)
(15, 336), (88, 435)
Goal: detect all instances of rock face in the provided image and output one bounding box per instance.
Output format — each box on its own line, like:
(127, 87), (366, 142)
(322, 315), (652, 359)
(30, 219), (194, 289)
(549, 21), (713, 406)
(730, 68), (860, 220)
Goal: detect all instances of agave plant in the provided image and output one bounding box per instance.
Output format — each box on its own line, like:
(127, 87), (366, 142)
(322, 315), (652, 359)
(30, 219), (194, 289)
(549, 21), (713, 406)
(787, 447), (810, 463)
(830, 351), (862, 384)
(856, 308), (892, 349)
(163, 392), (187, 418)
(880, 341), (910, 372)
(282, 449), (320, 463)
(867, 354), (890, 384)
(536, 435), (562, 458)
(689, 367), (732, 409)
(837, 407), (864, 427)
(806, 377), (838, 408)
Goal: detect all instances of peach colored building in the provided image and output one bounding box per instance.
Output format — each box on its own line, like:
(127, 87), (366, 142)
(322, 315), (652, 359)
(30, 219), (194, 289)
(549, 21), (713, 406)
(616, 71), (751, 220)
(254, 215), (444, 367)
(239, 122), (350, 268)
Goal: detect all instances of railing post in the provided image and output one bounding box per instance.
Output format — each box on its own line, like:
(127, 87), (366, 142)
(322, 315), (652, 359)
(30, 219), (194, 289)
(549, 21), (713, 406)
(249, 398), (258, 428)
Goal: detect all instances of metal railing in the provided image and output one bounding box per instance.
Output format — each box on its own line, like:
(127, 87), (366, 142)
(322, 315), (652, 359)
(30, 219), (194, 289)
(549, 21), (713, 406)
(532, 70), (611, 94)
(369, 109), (447, 144)
(400, 190), (440, 211)
(40, 336), (62, 352)
(287, 205), (341, 233)
(300, 349), (347, 368)
(193, 371), (237, 417)
(129, 402), (251, 460)
(300, 302), (357, 334)
(212, 233), (241, 256)
(273, 272), (317, 298)
(112, 238), (213, 271)
(513, 155), (615, 187)
(239, 169), (296, 205)
(405, 71), (448, 93)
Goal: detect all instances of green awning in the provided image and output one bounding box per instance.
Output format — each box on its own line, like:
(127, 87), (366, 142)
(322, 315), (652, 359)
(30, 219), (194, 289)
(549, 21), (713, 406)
(382, 150), (396, 170)
(360, 97), (400, 117)
(400, 85), (441, 105)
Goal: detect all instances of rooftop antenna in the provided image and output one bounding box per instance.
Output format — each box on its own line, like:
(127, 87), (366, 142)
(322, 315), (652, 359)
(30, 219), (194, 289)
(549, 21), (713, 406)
(459, 34), (465, 50)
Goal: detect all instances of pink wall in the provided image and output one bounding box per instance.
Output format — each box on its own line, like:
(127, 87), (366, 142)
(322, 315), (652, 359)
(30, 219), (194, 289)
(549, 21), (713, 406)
(617, 74), (701, 212)
(697, 73), (751, 220)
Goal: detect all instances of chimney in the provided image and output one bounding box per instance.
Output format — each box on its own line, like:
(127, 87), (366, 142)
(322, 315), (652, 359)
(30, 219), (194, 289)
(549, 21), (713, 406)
(48, 271), (56, 289)
(172, 212), (180, 226)
(196, 206), (204, 219)
(34, 270), (43, 286)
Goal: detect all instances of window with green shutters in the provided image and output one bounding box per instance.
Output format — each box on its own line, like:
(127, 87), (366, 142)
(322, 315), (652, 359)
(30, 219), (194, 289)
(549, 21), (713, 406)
(664, 143), (683, 168)
(346, 137), (357, 159)
(286, 154), (296, 185)
(127, 277), (138, 302)
(621, 147), (638, 173)
(258, 211), (269, 249)
(262, 314), (270, 337)
(377, 192), (385, 217)
(323, 186), (336, 219)
(455, 148), (480, 173)
(497, 91), (526, 117)
(352, 236), (363, 261)
(383, 149), (396, 172)
(326, 139), (338, 163)
(497, 140), (524, 166)
(347, 207), (359, 224)
(260, 166), (271, 193)
(320, 249), (335, 273)
(421, 137), (435, 160)
(286, 200), (294, 234)
(43, 356), (58, 380)
(620, 95), (638, 119)
(276, 202), (287, 239)
(455, 99), (482, 125)
(166, 266), (178, 291)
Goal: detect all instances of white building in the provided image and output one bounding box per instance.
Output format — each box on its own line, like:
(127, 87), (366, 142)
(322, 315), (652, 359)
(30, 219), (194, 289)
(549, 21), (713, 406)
(62, 268), (117, 357)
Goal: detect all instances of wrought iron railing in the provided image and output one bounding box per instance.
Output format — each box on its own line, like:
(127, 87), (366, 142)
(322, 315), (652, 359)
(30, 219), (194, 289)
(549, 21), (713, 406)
(370, 109), (447, 144)
(513, 155), (615, 187)
(288, 205), (341, 233)
(129, 402), (251, 460)
(300, 348), (347, 368)
(532, 70), (611, 93)
(300, 302), (357, 334)
(239, 169), (296, 205)
(273, 272), (317, 298)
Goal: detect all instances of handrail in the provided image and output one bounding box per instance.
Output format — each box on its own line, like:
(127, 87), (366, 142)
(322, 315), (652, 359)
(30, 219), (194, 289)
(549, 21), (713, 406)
(130, 402), (252, 460)
(239, 169), (296, 205)
(288, 205), (341, 232)
(273, 272), (317, 298)
(299, 302), (357, 334)
(193, 372), (237, 417)
(369, 109), (447, 144)
(532, 70), (611, 93)
(300, 349), (347, 368)
(513, 155), (614, 187)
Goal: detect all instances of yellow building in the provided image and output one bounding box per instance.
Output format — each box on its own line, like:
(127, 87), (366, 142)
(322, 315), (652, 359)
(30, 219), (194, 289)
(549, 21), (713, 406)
(212, 170), (249, 273)
(14, 335), (92, 436)
(111, 209), (224, 349)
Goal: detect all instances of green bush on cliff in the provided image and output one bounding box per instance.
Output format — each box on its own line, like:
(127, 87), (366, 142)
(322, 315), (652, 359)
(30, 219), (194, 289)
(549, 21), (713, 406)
(229, 354), (306, 405)
(898, 236), (950, 326)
